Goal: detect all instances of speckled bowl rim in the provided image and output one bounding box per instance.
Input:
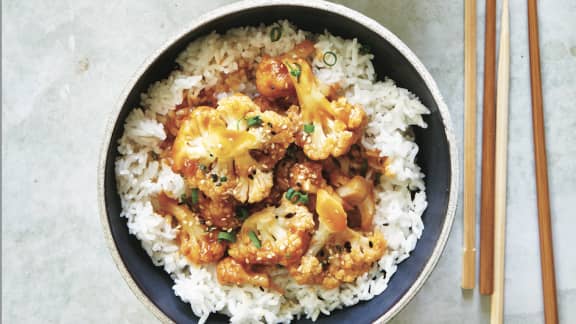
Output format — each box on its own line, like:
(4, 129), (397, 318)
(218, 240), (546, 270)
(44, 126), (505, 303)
(98, 0), (459, 323)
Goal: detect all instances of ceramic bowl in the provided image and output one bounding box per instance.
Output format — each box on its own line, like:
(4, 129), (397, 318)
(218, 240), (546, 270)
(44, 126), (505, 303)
(99, 1), (458, 322)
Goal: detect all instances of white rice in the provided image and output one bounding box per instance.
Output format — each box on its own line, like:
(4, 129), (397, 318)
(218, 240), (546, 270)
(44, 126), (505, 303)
(115, 21), (429, 323)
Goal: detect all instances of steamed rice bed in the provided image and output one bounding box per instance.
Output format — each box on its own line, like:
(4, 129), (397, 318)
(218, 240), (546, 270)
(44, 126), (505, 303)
(115, 21), (429, 323)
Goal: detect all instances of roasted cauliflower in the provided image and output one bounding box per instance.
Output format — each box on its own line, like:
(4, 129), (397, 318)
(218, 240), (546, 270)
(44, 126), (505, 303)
(196, 193), (241, 230)
(289, 188), (386, 288)
(228, 198), (315, 266)
(171, 94), (295, 203)
(216, 257), (271, 288)
(155, 193), (226, 264)
(282, 57), (367, 160)
(335, 176), (375, 231)
(256, 40), (316, 99)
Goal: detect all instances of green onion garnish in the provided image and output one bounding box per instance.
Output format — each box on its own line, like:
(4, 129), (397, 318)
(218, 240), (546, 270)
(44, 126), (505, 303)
(285, 188), (296, 200)
(218, 231), (236, 243)
(179, 193), (187, 205)
(220, 176), (227, 182)
(246, 115), (262, 128)
(270, 26), (282, 42)
(286, 62), (302, 82)
(190, 188), (199, 204)
(248, 230), (261, 248)
(210, 174), (219, 182)
(322, 51), (337, 66)
(236, 206), (249, 220)
(199, 163), (207, 172)
(297, 192), (309, 204)
(303, 123), (315, 134)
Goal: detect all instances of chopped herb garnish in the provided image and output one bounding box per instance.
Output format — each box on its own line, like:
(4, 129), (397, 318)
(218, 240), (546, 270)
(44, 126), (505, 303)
(220, 176), (228, 182)
(210, 174), (219, 182)
(179, 193), (187, 205)
(286, 188), (308, 204)
(246, 115), (262, 128)
(322, 51), (337, 66)
(360, 159), (368, 176)
(190, 188), (199, 204)
(218, 231), (236, 243)
(303, 123), (315, 134)
(235, 206), (249, 220)
(199, 163), (207, 172)
(297, 192), (309, 204)
(248, 230), (261, 248)
(285, 188), (296, 200)
(286, 62), (302, 82)
(270, 26), (282, 42)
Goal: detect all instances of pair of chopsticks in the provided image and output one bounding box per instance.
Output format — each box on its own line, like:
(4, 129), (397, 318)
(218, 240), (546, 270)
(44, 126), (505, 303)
(461, 0), (559, 323)
(461, 0), (497, 292)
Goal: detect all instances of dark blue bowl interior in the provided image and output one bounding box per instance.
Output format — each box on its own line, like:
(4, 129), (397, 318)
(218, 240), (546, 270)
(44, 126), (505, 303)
(103, 4), (451, 323)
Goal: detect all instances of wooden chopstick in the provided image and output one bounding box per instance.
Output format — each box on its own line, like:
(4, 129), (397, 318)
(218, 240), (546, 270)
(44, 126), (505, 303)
(527, 1), (559, 323)
(491, 0), (510, 322)
(461, 0), (477, 290)
(479, 0), (497, 296)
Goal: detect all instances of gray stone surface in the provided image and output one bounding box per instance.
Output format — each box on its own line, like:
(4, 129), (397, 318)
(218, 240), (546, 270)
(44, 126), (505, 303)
(2, 0), (575, 323)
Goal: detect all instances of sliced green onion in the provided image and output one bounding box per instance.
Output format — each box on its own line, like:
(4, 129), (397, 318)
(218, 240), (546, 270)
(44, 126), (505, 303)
(270, 26), (282, 42)
(236, 206), (249, 220)
(248, 230), (261, 248)
(179, 193), (187, 205)
(246, 115), (262, 128)
(286, 62), (302, 82)
(220, 176), (228, 182)
(322, 51), (337, 66)
(218, 231), (236, 243)
(296, 192), (309, 204)
(285, 188), (296, 201)
(199, 163), (207, 172)
(210, 174), (219, 182)
(303, 123), (315, 134)
(190, 188), (199, 204)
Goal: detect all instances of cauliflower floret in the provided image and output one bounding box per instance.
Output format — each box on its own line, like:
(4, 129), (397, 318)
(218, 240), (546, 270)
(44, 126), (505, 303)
(255, 40), (316, 99)
(197, 194), (241, 230)
(288, 161), (325, 194)
(216, 257), (271, 288)
(171, 94), (295, 203)
(228, 198), (315, 266)
(335, 176), (375, 231)
(283, 57), (367, 160)
(155, 193), (226, 264)
(288, 188), (386, 288)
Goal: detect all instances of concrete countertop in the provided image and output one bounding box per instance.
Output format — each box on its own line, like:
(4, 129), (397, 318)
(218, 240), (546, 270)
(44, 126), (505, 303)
(2, 0), (575, 323)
